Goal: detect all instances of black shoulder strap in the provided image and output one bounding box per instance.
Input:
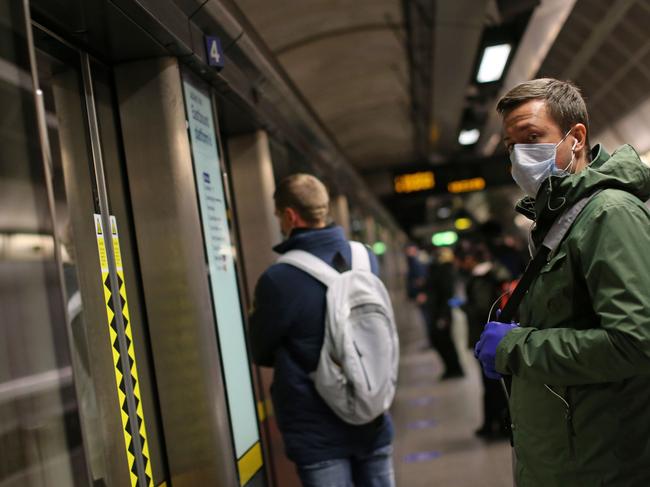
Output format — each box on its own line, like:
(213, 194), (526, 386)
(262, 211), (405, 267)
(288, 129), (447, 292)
(499, 190), (602, 323)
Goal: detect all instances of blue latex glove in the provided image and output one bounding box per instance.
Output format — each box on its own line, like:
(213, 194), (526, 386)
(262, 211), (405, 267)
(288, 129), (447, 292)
(474, 321), (518, 379)
(447, 296), (465, 308)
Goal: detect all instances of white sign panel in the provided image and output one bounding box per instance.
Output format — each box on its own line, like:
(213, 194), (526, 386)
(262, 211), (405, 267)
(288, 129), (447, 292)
(183, 79), (259, 459)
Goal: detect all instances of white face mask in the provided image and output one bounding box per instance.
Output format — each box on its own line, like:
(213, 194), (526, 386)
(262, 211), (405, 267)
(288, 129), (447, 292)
(510, 130), (577, 197)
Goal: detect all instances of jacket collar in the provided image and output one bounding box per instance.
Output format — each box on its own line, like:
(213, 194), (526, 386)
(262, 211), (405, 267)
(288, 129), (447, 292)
(515, 143), (650, 245)
(273, 224), (346, 254)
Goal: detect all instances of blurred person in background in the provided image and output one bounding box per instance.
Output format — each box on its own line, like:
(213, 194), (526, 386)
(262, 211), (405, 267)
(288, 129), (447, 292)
(480, 220), (527, 278)
(459, 243), (510, 439)
(404, 243), (432, 349)
(426, 247), (464, 380)
(405, 243), (427, 301)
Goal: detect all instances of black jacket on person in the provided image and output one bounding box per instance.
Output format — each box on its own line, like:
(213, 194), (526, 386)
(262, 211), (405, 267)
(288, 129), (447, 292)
(464, 262), (509, 348)
(249, 225), (393, 465)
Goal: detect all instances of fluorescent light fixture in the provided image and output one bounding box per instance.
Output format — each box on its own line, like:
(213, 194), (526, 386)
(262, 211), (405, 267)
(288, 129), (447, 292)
(477, 43), (512, 83)
(458, 128), (480, 145)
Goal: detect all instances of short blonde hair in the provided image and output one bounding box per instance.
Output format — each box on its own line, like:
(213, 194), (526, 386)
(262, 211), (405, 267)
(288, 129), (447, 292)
(274, 173), (330, 225)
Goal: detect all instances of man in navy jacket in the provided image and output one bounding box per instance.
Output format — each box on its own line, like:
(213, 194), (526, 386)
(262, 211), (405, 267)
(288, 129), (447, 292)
(249, 174), (395, 487)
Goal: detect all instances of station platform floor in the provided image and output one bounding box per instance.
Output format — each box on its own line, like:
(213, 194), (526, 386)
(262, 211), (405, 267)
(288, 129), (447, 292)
(392, 305), (512, 487)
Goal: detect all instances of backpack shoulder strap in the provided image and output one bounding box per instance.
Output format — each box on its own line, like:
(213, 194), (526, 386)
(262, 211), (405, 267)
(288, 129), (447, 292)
(277, 250), (339, 287)
(349, 241), (371, 272)
(541, 192), (600, 254)
(499, 190), (602, 323)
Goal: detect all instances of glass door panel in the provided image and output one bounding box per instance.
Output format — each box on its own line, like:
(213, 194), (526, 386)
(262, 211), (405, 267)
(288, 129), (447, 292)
(33, 31), (112, 487)
(0, 2), (89, 486)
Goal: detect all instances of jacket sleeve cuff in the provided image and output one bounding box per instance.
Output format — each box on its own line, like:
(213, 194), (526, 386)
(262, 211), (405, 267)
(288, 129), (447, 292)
(495, 327), (534, 375)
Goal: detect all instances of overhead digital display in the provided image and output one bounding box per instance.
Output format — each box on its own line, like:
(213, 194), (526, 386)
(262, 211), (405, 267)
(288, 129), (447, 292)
(448, 177), (486, 193)
(394, 171), (436, 193)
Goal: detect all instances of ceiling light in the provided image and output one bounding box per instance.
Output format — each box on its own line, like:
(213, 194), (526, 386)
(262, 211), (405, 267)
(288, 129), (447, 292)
(458, 128), (480, 145)
(476, 43), (512, 83)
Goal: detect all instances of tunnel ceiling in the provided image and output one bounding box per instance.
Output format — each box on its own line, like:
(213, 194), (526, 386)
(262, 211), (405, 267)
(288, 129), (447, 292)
(235, 0), (650, 235)
(236, 0), (412, 172)
(536, 0), (650, 139)
(236, 0), (539, 174)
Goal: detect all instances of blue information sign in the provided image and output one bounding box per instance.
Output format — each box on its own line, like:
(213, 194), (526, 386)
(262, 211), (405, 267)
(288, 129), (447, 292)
(205, 36), (224, 68)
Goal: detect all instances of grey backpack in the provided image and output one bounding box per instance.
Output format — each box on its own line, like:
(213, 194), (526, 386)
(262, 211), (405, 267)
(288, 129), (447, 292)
(278, 242), (399, 424)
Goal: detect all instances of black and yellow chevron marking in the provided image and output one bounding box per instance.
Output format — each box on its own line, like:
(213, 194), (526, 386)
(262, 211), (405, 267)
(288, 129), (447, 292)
(96, 215), (153, 486)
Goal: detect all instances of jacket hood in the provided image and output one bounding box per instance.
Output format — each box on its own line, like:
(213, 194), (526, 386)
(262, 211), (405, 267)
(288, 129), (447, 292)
(515, 144), (650, 239)
(273, 224), (346, 254)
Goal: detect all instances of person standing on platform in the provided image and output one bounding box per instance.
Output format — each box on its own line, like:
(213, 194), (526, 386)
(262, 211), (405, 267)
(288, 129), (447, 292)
(475, 78), (650, 486)
(460, 243), (510, 439)
(404, 243), (431, 347)
(426, 248), (464, 379)
(249, 174), (395, 487)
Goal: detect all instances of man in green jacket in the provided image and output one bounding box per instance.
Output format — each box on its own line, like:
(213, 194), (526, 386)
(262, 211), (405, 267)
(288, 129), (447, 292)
(474, 78), (650, 486)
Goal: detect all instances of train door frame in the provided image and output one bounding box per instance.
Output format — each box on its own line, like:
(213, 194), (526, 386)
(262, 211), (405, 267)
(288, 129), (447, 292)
(30, 22), (168, 487)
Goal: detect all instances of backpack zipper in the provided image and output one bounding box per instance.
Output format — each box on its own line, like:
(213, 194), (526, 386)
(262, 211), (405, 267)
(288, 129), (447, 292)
(353, 340), (372, 391)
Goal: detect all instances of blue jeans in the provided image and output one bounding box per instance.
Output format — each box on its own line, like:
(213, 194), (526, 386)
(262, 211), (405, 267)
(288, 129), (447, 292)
(296, 445), (395, 487)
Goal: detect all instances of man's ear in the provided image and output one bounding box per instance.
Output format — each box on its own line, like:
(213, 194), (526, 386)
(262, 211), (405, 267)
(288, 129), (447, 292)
(285, 207), (300, 226)
(572, 123), (587, 153)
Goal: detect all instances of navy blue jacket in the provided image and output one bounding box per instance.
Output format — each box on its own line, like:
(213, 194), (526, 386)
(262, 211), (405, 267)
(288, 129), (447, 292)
(249, 225), (394, 465)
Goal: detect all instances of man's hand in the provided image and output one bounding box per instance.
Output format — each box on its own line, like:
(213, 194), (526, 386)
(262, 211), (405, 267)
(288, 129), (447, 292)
(474, 321), (518, 379)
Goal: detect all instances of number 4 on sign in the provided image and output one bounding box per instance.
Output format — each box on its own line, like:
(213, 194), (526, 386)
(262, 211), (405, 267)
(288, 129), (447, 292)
(205, 36), (224, 68)
(210, 42), (220, 63)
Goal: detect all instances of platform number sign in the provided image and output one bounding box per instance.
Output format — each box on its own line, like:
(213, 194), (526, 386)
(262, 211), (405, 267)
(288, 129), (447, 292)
(205, 36), (225, 68)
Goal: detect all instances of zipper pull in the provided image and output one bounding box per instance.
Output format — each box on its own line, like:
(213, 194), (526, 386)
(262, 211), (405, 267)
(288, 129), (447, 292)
(565, 409), (575, 436)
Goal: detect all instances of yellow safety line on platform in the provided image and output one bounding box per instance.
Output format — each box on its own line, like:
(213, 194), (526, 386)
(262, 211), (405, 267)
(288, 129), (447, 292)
(237, 442), (263, 486)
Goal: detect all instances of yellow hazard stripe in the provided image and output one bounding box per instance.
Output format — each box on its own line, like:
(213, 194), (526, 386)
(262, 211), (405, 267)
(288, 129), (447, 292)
(237, 442), (263, 486)
(100, 264), (138, 486)
(117, 267), (154, 485)
(96, 215), (154, 486)
(111, 223), (154, 486)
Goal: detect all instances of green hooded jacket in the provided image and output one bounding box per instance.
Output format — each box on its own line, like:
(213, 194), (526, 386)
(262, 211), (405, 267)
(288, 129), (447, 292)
(496, 144), (650, 486)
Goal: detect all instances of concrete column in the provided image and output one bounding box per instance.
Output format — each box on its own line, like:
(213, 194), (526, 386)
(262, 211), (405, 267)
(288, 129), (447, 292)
(330, 194), (350, 238)
(228, 131), (282, 298)
(115, 57), (238, 487)
(228, 131), (302, 486)
(364, 216), (377, 245)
